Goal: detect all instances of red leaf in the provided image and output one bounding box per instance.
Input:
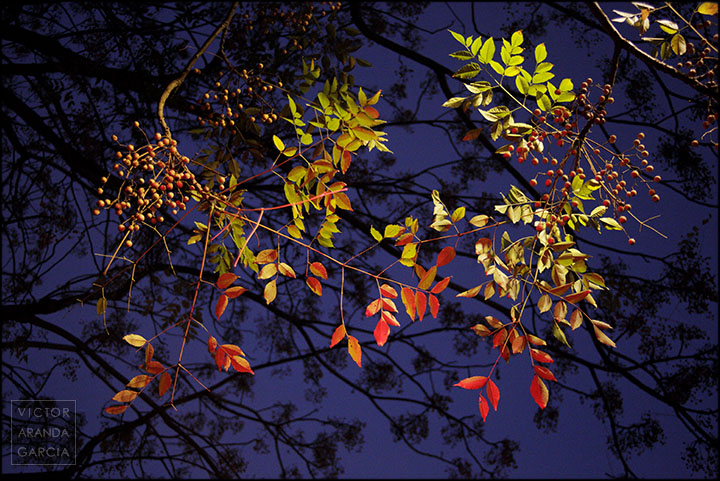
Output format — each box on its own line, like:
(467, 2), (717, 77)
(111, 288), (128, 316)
(330, 324), (346, 348)
(145, 342), (154, 365)
(105, 405), (129, 415)
(374, 320), (390, 346)
(208, 335), (217, 354)
(453, 376), (487, 390)
(365, 298), (383, 317)
(158, 371), (172, 397)
(530, 348), (554, 363)
(381, 310), (401, 327)
(306, 276), (323, 296)
(395, 232), (414, 246)
(364, 106), (380, 118)
(462, 128), (483, 142)
(309, 261), (328, 279)
(415, 291), (427, 321)
(534, 365), (558, 382)
(478, 394), (490, 422)
(230, 355), (254, 374)
(379, 284), (398, 299)
(348, 335), (362, 367)
(401, 287), (415, 321)
(565, 289), (591, 304)
(492, 328), (507, 349)
(225, 286), (247, 298)
(486, 379), (500, 411)
(381, 298), (398, 313)
(511, 335), (527, 354)
(430, 276), (451, 294)
(220, 344), (245, 357)
(428, 294), (439, 318)
(436, 246), (456, 267)
(215, 294), (229, 319)
(217, 272), (237, 289)
(530, 375), (549, 409)
(214, 348), (225, 371)
(145, 361), (164, 375)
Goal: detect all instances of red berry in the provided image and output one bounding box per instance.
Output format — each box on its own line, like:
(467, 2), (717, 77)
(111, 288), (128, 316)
(628, 238), (636, 245)
(529, 179), (538, 187)
(618, 216), (627, 224)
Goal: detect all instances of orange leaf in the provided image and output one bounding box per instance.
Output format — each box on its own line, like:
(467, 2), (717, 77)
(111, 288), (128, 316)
(487, 379), (500, 411)
(471, 324), (492, 336)
(527, 334), (547, 346)
(365, 298), (382, 317)
(530, 348), (554, 363)
(381, 298), (398, 313)
(478, 394), (490, 422)
(112, 390), (138, 403)
(462, 128), (483, 142)
(215, 294), (229, 319)
(374, 319), (390, 347)
(534, 365), (557, 382)
(230, 355), (254, 374)
(565, 289), (591, 304)
(278, 262), (296, 278)
(436, 246), (456, 267)
(453, 376), (487, 390)
(214, 348), (225, 371)
(570, 308), (583, 330)
(417, 266), (437, 290)
(500, 344), (510, 362)
(401, 287), (416, 321)
(220, 344), (246, 357)
(306, 276), (323, 296)
(341, 149), (352, 175)
(395, 232), (414, 247)
(379, 284), (398, 299)
(593, 325), (617, 348)
(208, 335), (217, 354)
(414, 263), (426, 280)
(511, 335), (527, 354)
(530, 375), (549, 409)
(217, 272), (237, 289)
(430, 276), (451, 294)
(415, 291), (427, 321)
(225, 286), (247, 298)
(105, 405), (129, 415)
(145, 342), (154, 365)
(126, 375), (151, 389)
(309, 262), (328, 279)
(381, 310), (401, 327)
(330, 324), (346, 348)
(456, 285), (482, 298)
(223, 354), (232, 372)
(256, 249), (278, 264)
(364, 106), (380, 118)
(348, 335), (362, 367)
(264, 279), (277, 304)
(145, 361), (164, 375)
(158, 371), (172, 397)
(492, 328), (507, 349)
(428, 294), (439, 318)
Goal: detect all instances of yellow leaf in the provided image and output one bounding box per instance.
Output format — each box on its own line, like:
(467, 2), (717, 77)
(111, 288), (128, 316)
(272, 134), (285, 151)
(698, 2), (718, 15)
(112, 389), (138, 403)
(126, 375), (151, 389)
(348, 335), (362, 367)
(123, 334), (147, 348)
(264, 279), (277, 304)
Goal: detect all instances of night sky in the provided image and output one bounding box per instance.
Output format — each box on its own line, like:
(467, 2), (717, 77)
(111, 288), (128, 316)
(2, 2), (717, 479)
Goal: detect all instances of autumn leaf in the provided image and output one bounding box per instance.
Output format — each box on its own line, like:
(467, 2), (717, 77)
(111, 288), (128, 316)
(309, 261), (328, 279)
(306, 276), (322, 296)
(96, 297), (107, 316)
(220, 344), (246, 357)
(537, 294), (552, 313)
(225, 286), (247, 298)
(145, 361), (164, 374)
(487, 379), (500, 411)
(381, 298), (398, 313)
(256, 249), (278, 264)
(381, 310), (401, 327)
(428, 294), (439, 318)
(230, 355), (254, 374)
(565, 289), (590, 304)
(379, 284), (398, 299)
(534, 365), (557, 382)
(145, 342), (154, 365)
(105, 405), (129, 415)
(471, 324), (492, 336)
(264, 279), (277, 304)
(258, 263), (278, 279)
(530, 348), (554, 363)
(217, 272), (237, 289)
(478, 394), (490, 422)
(401, 287), (415, 321)
(348, 335), (362, 367)
(593, 324), (617, 348)
(454, 376), (488, 389)
(126, 375), (151, 389)
(430, 276), (450, 294)
(278, 262), (296, 278)
(436, 246), (456, 267)
(374, 319), (390, 346)
(158, 371), (172, 397)
(215, 294), (229, 319)
(123, 334), (147, 348)
(415, 291), (427, 321)
(512, 335), (527, 353)
(456, 285), (482, 298)
(330, 324), (346, 348)
(112, 390), (138, 403)
(365, 298), (383, 317)
(208, 335), (217, 354)
(530, 375), (549, 409)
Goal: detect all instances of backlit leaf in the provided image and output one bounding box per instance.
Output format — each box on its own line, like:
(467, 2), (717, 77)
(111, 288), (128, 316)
(96, 297), (107, 316)
(374, 320), (390, 346)
(479, 394), (490, 422)
(428, 294), (440, 318)
(565, 289), (590, 304)
(158, 371), (171, 397)
(264, 279), (277, 304)
(593, 325), (617, 348)
(381, 298), (398, 313)
(225, 286), (247, 298)
(330, 324), (346, 348)
(380, 284), (398, 299)
(534, 365), (557, 382)
(431, 276), (451, 294)
(306, 276), (322, 296)
(145, 343), (154, 364)
(471, 324), (492, 336)
(570, 308), (584, 330)
(348, 335), (362, 367)
(530, 348), (554, 363)
(309, 262), (328, 279)
(401, 287), (416, 320)
(512, 335), (527, 353)
(105, 405), (129, 415)
(418, 266), (437, 290)
(112, 390), (138, 403)
(365, 298), (383, 317)
(415, 291), (427, 321)
(454, 376), (488, 389)
(530, 375), (549, 409)
(256, 249), (278, 264)
(208, 335), (217, 354)
(370, 226), (383, 242)
(272, 134), (285, 152)
(457, 285), (482, 298)
(382, 310), (401, 327)
(123, 334), (147, 348)
(436, 246), (456, 267)
(698, 2), (718, 15)
(537, 294), (552, 313)
(278, 262), (296, 278)
(126, 375), (151, 389)
(487, 379), (500, 411)
(220, 344), (246, 357)
(215, 294), (229, 319)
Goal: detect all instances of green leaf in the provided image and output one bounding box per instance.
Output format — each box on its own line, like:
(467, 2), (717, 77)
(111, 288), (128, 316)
(511, 30), (524, 47)
(515, 75), (530, 95)
(535, 43), (547, 63)
(532, 71), (555, 83)
(537, 93), (552, 111)
(470, 36), (483, 56)
(370, 226), (382, 242)
(559, 78), (574, 91)
(449, 50), (475, 60)
(489, 60), (505, 75)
